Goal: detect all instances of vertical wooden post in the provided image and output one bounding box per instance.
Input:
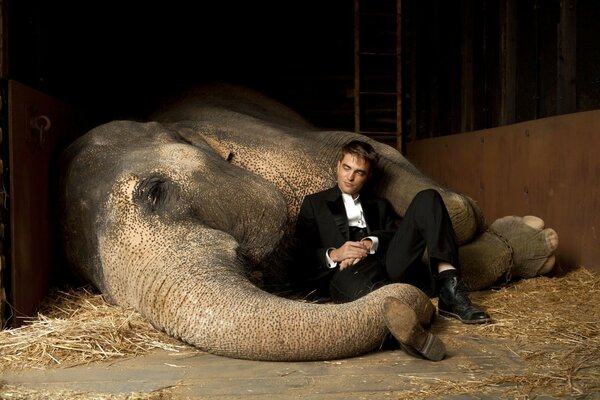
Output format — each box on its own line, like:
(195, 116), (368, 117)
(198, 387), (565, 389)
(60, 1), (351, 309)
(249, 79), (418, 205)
(557, 0), (577, 114)
(0, 0), (6, 328)
(0, 0), (6, 79)
(499, 0), (517, 125)
(460, 0), (474, 132)
(408, 2), (417, 144)
(396, 0), (402, 152)
(353, 0), (361, 134)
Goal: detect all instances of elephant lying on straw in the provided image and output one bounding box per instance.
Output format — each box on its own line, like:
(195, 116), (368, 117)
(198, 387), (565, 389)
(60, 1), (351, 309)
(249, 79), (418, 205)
(59, 83), (558, 361)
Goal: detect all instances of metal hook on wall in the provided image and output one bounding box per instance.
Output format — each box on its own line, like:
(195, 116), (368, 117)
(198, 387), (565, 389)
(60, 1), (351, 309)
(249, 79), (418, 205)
(30, 115), (52, 146)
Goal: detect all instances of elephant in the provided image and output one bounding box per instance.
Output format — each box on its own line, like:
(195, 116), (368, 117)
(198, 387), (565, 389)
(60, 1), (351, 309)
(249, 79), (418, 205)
(58, 83), (558, 361)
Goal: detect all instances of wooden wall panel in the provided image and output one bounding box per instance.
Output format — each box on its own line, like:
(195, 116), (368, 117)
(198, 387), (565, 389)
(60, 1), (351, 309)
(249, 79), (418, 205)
(8, 80), (74, 325)
(406, 110), (600, 271)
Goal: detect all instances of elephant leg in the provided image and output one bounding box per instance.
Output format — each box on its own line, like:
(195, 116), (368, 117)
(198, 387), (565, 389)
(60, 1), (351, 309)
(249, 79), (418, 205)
(457, 230), (514, 291)
(370, 142), (487, 245)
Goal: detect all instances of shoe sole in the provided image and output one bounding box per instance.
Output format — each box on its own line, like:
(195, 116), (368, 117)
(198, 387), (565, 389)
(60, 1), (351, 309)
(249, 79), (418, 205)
(382, 297), (446, 362)
(438, 308), (492, 324)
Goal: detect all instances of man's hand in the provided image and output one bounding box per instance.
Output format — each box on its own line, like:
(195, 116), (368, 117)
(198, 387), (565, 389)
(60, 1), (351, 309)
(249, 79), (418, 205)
(360, 238), (373, 252)
(329, 241), (371, 271)
(339, 258), (361, 271)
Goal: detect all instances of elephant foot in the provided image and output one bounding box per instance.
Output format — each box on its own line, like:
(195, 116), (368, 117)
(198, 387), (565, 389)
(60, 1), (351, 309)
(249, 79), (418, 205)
(490, 215), (559, 279)
(382, 297), (446, 362)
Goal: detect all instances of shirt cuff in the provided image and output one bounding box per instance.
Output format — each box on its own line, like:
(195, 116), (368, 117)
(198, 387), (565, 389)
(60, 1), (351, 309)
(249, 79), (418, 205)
(325, 248), (338, 269)
(362, 236), (379, 254)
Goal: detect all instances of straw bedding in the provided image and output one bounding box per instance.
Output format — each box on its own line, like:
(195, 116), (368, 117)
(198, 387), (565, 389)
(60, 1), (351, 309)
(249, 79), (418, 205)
(0, 267), (598, 399)
(0, 287), (192, 371)
(423, 266), (600, 398)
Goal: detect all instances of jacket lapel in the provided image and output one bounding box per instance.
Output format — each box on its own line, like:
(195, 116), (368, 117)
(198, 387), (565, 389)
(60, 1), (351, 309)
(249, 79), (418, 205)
(361, 197), (380, 233)
(326, 188), (350, 240)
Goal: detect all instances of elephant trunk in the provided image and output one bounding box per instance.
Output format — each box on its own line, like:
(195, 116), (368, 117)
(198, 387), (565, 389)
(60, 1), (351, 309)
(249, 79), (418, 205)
(101, 225), (433, 361)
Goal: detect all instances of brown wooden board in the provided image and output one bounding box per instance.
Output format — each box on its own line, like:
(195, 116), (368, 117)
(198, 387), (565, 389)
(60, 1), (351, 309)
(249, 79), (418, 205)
(7, 80), (74, 326)
(406, 109), (600, 271)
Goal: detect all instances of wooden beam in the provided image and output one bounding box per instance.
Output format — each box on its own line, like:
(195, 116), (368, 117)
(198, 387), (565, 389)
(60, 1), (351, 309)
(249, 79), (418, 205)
(353, 0), (361, 133)
(557, 0), (577, 114)
(0, 0), (7, 78)
(460, 0), (475, 132)
(395, 0), (402, 152)
(408, 3), (417, 144)
(499, 0), (517, 125)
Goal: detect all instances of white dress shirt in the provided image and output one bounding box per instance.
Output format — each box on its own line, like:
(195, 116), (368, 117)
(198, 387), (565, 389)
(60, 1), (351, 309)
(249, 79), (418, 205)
(325, 193), (379, 268)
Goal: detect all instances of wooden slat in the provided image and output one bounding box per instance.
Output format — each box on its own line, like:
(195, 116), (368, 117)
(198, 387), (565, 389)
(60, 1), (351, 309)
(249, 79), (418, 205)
(8, 80), (74, 326)
(395, 0), (402, 152)
(460, 1), (474, 133)
(353, 0), (361, 133)
(499, 0), (517, 125)
(0, 79), (6, 328)
(0, 0), (6, 79)
(557, 0), (577, 114)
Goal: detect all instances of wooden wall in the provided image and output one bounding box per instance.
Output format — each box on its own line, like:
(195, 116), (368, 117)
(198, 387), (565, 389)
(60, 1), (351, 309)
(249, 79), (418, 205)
(401, 0), (600, 145)
(406, 110), (600, 272)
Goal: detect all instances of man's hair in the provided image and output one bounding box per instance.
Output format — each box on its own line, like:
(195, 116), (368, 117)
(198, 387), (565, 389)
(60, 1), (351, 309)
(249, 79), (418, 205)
(340, 140), (380, 168)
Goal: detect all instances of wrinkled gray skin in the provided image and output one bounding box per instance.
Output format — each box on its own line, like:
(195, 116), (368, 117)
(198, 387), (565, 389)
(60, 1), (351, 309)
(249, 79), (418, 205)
(59, 83), (557, 361)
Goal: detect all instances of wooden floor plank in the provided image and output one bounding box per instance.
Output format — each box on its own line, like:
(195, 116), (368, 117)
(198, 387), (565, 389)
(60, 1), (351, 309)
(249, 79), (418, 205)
(2, 335), (527, 398)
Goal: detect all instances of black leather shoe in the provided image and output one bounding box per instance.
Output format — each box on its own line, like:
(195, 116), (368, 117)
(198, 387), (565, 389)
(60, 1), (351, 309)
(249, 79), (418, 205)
(438, 275), (491, 324)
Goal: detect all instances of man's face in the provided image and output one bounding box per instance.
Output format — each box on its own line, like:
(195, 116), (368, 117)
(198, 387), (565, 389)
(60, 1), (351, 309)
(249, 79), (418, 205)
(336, 153), (371, 197)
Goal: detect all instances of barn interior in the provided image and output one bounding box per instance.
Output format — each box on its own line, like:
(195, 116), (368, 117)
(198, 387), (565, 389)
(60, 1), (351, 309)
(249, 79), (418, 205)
(1, 0), (599, 398)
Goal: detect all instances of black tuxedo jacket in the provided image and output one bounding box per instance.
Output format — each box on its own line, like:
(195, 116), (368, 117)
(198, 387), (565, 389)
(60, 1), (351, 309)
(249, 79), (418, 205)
(293, 186), (400, 281)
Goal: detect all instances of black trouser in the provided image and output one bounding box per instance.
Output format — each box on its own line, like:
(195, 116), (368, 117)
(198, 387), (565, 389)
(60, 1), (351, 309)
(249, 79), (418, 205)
(329, 189), (459, 303)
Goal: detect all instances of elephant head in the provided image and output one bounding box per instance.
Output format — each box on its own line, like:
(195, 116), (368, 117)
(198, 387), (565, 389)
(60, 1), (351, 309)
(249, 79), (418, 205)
(59, 83), (557, 360)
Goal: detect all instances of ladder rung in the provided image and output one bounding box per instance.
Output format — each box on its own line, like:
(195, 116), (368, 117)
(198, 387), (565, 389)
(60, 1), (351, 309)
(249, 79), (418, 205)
(359, 91), (397, 96)
(358, 130), (396, 136)
(358, 12), (398, 17)
(359, 52), (397, 56)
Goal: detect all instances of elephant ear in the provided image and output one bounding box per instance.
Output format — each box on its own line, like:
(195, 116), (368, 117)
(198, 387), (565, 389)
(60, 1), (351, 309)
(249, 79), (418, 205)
(133, 175), (180, 214)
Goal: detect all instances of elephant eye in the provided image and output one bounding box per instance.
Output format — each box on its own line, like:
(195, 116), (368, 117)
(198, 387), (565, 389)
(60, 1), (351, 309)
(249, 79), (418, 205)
(134, 176), (176, 212)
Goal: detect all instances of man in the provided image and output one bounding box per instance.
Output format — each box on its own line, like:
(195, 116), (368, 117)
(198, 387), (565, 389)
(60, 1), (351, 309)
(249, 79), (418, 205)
(292, 140), (490, 358)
